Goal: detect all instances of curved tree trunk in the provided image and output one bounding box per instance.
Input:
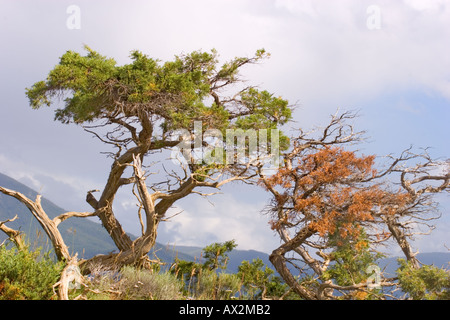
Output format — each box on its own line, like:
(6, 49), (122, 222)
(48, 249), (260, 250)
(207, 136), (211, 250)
(82, 148), (164, 272)
(385, 216), (421, 269)
(84, 114), (156, 263)
(86, 147), (143, 252)
(269, 225), (318, 300)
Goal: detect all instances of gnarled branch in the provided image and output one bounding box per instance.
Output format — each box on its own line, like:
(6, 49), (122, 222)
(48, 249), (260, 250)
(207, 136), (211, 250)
(0, 215), (25, 250)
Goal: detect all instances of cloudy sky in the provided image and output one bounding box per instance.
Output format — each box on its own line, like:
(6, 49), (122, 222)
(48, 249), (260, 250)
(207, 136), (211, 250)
(0, 0), (448, 255)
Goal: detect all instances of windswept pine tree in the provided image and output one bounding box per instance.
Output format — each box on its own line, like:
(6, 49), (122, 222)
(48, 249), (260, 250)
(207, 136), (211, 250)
(1, 46), (292, 273)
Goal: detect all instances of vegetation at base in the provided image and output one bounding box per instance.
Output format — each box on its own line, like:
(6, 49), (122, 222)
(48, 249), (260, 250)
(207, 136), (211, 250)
(0, 244), (64, 300)
(0, 239), (448, 300)
(170, 240), (298, 300)
(0, 239), (297, 300)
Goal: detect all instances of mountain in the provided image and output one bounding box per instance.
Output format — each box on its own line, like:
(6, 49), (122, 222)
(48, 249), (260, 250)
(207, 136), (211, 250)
(379, 252), (450, 277)
(1, 172), (448, 275)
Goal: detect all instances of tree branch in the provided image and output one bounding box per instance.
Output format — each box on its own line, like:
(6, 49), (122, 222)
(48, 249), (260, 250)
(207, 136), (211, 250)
(0, 186), (71, 261)
(0, 215), (25, 250)
(53, 211), (97, 227)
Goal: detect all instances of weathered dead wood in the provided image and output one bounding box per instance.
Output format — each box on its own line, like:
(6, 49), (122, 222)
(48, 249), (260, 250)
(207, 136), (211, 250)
(53, 254), (83, 300)
(0, 215), (25, 250)
(0, 186), (71, 261)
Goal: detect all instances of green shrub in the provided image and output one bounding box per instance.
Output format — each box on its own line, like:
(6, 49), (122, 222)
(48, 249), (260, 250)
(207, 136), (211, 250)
(396, 259), (450, 300)
(0, 245), (64, 300)
(237, 258), (294, 300)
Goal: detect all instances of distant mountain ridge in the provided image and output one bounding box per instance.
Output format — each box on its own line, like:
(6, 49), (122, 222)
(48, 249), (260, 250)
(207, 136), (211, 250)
(0, 172), (448, 274)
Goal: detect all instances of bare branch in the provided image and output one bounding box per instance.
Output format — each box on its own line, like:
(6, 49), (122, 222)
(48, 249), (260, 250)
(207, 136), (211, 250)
(53, 211), (97, 227)
(0, 215), (25, 250)
(0, 186), (71, 261)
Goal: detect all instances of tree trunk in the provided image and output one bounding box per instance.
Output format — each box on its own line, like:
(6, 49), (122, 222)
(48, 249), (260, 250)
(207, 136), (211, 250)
(85, 147), (147, 255)
(385, 216), (420, 269)
(82, 151), (162, 272)
(269, 225), (318, 300)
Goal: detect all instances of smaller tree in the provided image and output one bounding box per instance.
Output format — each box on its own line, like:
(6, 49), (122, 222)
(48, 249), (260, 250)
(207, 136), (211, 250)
(202, 240), (237, 271)
(171, 240), (240, 299)
(396, 259), (450, 300)
(237, 258), (296, 300)
(322, 229), (384, 300)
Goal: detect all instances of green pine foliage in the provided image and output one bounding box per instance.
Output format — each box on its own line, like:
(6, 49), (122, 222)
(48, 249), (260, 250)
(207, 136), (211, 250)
(237, 258), (297, 300)
(171, 240), (241, 299)
(323, 228), (384, 288)
(26, 45), (292, 139)
(25, 46), (293, 186)
(170, 240), (294, 300)
(202, 240), (237, 271)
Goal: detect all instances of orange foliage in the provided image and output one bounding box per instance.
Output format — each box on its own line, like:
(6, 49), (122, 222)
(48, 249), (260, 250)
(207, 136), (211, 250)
(262, 147), (409, 239)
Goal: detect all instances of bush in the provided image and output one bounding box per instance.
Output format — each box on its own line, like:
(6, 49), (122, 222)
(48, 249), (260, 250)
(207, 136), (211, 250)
(118, 266), (182, 300)
(0, 245), (63, 300)
(396, 259), (450, 300)
(186, 269), (241, 300)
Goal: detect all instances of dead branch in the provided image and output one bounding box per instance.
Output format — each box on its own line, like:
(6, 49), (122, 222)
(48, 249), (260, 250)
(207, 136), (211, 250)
(317, 278), (397, 300)
(53, 211), (97, 227)
(53, 254), (83, 300)
(0, 186), (71, 261)
(0, 215), (25, 250)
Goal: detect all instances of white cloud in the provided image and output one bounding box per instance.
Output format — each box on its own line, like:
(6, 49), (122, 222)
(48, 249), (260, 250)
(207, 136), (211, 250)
(248, 0), (450, 112)
(159, 193), (278, 252)
(404, 0), (448, 12)
(274, 0), (318, 18)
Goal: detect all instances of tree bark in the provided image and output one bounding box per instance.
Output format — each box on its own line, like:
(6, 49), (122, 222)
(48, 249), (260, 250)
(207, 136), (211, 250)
(385, 216), (420, 269)
(269, 225), (318, 300)
(53, 254), (83, 300)
(0, 215), (26, 250)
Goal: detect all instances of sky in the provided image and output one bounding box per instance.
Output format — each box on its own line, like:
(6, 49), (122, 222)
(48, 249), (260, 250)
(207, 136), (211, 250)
(0, 0), (449, 256)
